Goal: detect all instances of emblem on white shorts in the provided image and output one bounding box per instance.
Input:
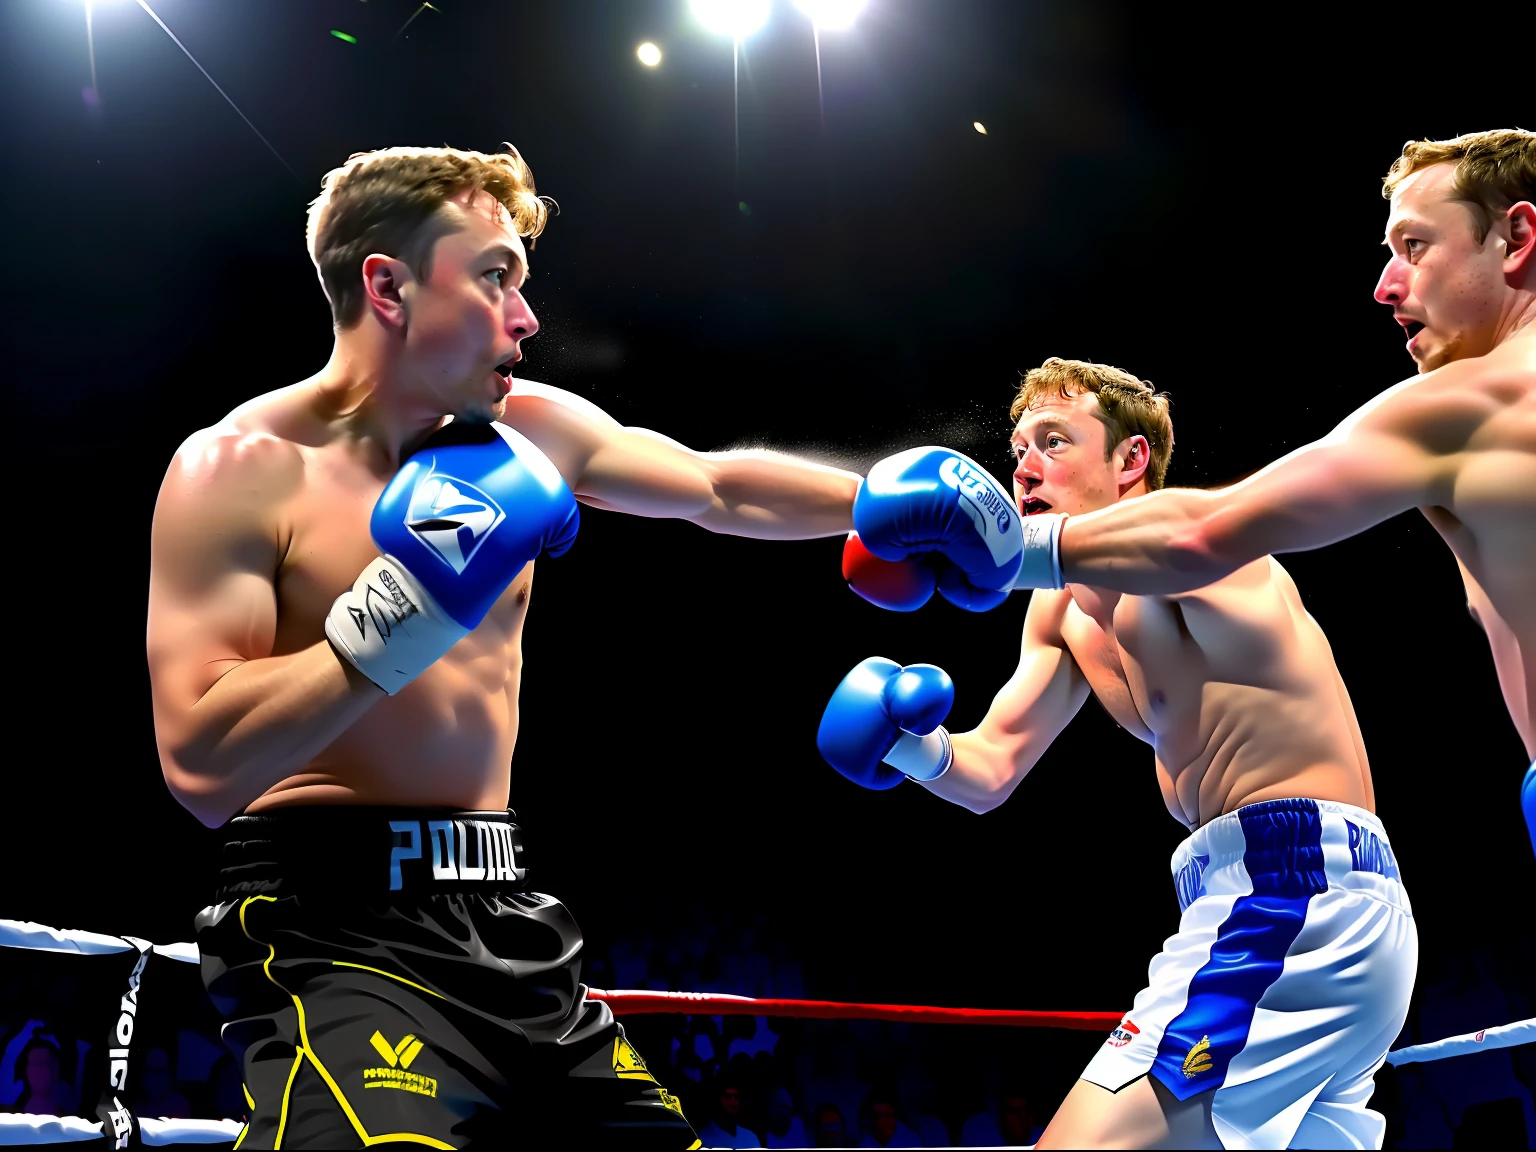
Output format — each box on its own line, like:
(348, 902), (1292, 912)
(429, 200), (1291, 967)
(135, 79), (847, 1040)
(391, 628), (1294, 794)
(406, 473), (506, 574)
(1107, 1019), (1140, 1047)
(1182, 1035), (1213, 1079)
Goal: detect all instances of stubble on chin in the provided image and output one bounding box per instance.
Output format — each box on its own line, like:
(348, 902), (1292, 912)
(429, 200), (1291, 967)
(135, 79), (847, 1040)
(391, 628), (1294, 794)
(455, 397), (506, 426)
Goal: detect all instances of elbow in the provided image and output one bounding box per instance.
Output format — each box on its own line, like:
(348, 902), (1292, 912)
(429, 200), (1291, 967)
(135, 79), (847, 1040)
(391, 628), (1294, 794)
(160, 756), (238, 829)
(957, 777), (1015, 815)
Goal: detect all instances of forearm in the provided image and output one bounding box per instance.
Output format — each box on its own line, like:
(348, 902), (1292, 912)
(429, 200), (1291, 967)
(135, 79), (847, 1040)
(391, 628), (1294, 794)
(917, 729), (1027, 814)
(695, 451), (859, 539)
(1059, 487), (1248, 594)
(156, 641), (382, 827)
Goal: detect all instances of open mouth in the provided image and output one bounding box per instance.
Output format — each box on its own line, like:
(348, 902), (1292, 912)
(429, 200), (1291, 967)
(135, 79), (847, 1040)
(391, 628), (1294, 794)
(492, 361), (514, 379)
(1019, 497), (1053, 516)
(1401, 319), (1426, 342)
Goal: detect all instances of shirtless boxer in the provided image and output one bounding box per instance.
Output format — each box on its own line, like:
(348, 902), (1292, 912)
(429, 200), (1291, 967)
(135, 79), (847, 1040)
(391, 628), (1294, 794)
(145, 145), (1022, 1149)
(822, 359), (1417, 1150)
(1007, 129), (1536, 856)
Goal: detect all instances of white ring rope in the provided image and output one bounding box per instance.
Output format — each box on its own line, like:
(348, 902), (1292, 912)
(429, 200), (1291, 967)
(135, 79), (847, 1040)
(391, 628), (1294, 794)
(1384, 1017), (1536, 1066)
(2, 919), (1532, 1144)
(0, 1114), (242, 1146)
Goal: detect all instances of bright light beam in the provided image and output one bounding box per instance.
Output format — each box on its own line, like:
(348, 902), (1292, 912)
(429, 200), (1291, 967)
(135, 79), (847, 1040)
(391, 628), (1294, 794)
(636, 41), (661, 67)
(392, 3), (438, 42)
(85, 2), (98, 94)
(133, 0), (298, 179)
(690, 0), (769, 40)
(793, 0), (866, 30)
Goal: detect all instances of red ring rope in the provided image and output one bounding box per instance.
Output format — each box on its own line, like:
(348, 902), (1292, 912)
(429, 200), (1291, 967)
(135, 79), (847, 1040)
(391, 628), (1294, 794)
(587, 989), (1123, 1031)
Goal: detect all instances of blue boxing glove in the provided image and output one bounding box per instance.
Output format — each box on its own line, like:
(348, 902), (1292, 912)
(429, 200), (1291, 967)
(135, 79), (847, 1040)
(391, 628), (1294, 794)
(325, 421), (579, 694)
(854, 447), (1023, 612)
(817, 657), (956, 789)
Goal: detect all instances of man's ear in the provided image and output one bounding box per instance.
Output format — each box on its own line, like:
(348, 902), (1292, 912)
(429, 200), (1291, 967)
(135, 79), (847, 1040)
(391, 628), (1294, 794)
(1116, 433), (1151, 491)
(361, 253), (413, 331)
(1502, 201), (1536, 282)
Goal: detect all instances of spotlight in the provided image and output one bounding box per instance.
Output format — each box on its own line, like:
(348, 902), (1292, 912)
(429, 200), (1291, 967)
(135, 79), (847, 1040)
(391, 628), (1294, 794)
(792, 0), (867, 30)
(972, 121), (987, 135)
(636, 41), (662, 67)
(690, 0), (770, 40)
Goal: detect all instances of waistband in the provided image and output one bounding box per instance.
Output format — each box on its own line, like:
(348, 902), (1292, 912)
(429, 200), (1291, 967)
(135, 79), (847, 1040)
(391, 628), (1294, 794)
(213, 806), (526, 901)
(1171, 798), (1406, 914)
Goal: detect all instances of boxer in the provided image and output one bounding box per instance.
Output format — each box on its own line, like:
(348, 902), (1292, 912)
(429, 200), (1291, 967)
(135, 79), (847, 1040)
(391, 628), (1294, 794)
(145, 144), (1021, 1148)
(824, 358), (1416, 1149)
(1006, 129), (1536, 856)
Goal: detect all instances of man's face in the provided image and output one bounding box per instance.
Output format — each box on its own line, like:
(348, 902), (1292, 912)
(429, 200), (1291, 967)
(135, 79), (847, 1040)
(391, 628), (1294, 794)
(399, 188), (539, 422)
(870, 1102), (898, 1142)
(25, 1047), (57, 1093)
(1375, 163), (1507, 372)
(813, 1108), (846, 1147)
(1001, 1094), (1034, 1142)
(1011, 391), (1131, 518)
(719, 1085), (741, 1119)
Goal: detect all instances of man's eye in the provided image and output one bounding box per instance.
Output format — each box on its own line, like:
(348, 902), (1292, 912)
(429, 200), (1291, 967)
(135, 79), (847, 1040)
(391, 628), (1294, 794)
(487, 267), (507, 286)
(1047, 436), (1064, 449)
(1404, 239), (1424, 257)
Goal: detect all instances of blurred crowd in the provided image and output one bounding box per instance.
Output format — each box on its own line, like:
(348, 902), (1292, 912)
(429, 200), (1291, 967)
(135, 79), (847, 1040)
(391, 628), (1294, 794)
(1, 912), (1532, 1148)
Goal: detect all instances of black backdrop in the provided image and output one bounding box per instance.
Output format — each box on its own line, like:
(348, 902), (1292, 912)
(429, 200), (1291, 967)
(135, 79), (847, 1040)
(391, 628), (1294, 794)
(1, 0), (1530, 1022)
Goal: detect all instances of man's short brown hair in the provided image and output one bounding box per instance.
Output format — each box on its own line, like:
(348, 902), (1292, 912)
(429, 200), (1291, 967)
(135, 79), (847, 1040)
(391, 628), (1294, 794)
(1010, 357), (1174, 490)
(1383, 129), (1536, 243)
(306, 144), (551, 329)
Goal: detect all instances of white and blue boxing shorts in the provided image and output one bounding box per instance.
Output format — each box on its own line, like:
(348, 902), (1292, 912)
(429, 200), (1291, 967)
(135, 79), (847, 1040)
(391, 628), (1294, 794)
(1082, 798), (1417, 1150)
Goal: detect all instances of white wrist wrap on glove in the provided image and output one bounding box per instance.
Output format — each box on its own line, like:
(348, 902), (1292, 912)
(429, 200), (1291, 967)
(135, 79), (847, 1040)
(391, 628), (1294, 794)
(1014, 512), (1067, 590)
(883, 727), (954, 782)
(324, 556), (468, 696)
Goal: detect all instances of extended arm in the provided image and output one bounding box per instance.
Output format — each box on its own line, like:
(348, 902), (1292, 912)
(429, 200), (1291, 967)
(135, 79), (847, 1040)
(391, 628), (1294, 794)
(816, 591), (1089, 811)
(924, 592), (1090, 812)
(1020, 366), (1488, 594)
(505, 382), (858, 539)
(147, 431), (382, 828)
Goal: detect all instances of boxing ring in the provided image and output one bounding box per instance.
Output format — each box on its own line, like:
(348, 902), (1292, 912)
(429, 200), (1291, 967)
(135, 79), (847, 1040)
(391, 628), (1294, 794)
(1, 919), (1530, 1147)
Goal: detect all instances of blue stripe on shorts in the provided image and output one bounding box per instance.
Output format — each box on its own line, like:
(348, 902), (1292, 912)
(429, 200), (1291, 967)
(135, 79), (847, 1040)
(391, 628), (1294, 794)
(1151, 799), (1328, 1101)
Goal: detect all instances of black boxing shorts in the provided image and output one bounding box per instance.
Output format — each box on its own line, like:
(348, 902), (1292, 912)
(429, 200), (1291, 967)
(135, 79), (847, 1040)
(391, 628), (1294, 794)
(194, 807), (697, 1150)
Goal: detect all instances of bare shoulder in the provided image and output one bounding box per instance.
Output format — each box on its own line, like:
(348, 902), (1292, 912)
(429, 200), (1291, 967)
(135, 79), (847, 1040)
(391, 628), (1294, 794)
(499, 379), (623, 481)
(1165, 554), (1283, 611)
(1351, 342), (1536, 453)
(157, 386), (312, 518)
(502, 379), (621, 436)
(1022, 586), (1074, 644)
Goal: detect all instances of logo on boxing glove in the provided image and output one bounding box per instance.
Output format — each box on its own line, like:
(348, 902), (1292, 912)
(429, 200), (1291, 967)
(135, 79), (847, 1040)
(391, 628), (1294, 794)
(406, 472), (507, 574)
(938, 456), (1018, 565)
(350, 570), (419, 641)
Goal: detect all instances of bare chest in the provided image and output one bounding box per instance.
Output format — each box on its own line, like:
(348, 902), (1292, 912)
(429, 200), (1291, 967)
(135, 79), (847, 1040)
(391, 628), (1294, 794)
(1060, 590), (1197, 743)
(270, 456), (533, 660)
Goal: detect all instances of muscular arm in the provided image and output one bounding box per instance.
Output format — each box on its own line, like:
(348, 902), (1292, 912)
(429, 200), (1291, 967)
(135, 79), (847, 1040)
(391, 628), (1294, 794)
(504, 382), (859, 539)
(1055, 365), (1490, 594)
(923, 592), (1090, 812)
(147, 430), (382, 828)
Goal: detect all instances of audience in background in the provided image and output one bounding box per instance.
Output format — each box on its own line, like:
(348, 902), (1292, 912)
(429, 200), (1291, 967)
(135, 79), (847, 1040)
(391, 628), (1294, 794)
(1, 912), (1532, 1147)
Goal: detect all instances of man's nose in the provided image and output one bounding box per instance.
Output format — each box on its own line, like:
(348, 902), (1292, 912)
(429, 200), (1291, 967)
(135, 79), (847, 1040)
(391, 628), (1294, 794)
(507, 290), (540, 344)
(1373, 255), (1406, 306)
(1013, 452), (1043, 489)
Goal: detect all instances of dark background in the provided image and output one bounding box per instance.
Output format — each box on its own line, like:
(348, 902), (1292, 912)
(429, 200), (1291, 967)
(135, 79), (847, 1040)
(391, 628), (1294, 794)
(0, 0), (1530, 1088)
